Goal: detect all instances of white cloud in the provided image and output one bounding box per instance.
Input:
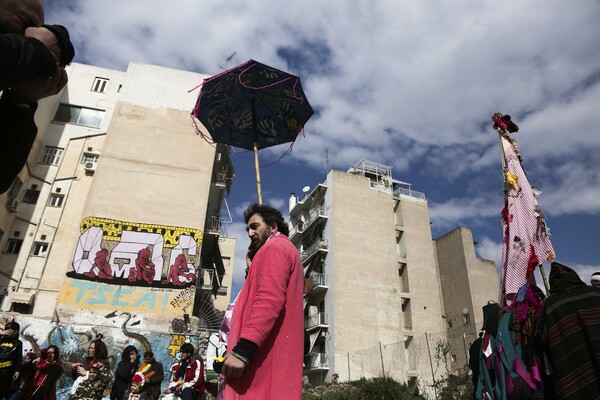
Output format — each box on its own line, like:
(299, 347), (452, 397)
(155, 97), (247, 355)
(41, 0), (600, 296)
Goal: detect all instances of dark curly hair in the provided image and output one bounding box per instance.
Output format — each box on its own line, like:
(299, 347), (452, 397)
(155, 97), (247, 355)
(121, 345), (139, 362)
(243, 203), (289, 236)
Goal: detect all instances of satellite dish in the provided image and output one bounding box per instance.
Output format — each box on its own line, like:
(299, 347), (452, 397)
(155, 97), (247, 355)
(302, 186), (311, 193)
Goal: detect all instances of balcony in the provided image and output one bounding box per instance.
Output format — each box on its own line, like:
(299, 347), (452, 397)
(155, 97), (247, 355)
(393, 186), (426, 200)
(208, 217), (220, 235)
(305, 312), (328, 331)
(290, 206), (328, 242)
(302, 240), (328, 263)
(306, 352), (330, 370)
(305, 272), (328, 297)
(215, 171), (227, 187)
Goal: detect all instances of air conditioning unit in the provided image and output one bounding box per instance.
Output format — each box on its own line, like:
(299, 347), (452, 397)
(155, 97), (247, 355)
(84, 162), (97, 172)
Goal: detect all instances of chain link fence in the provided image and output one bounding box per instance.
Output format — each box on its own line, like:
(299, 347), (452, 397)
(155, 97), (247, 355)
(330, 330), (478, 399)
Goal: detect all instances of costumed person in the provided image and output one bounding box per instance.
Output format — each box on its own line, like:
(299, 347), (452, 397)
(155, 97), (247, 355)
(69, 361), (105, 400)
(71, 338), (111, 396)
(163, 343), (205, 400)
(109, 345), (139, 400)
(0, 0), (75, 194)
(139, 351), (164, 400)
(16, 351), (37, 399)
(475, 285), (545, 400)
(468, 332), (483, 400)
(0, 319), (22, 400)
(540, 261), (600, 400)
(590, 271), (600, 288)
(222, 204), (304, 399)
(123, 373), (152, 400)
(26, 345), (63, 400)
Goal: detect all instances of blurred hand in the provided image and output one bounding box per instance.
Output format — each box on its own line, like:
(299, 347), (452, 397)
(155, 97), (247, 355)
(221, 353), (246, 378)
(9, 67), (67, 103)
(24, 26), (60, 63)
(75, 365), (87, 376)
(13, 371), (19, 381)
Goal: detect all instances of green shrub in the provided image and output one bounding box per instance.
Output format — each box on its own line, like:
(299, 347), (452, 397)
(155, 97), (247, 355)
(303, 376), (425, 400)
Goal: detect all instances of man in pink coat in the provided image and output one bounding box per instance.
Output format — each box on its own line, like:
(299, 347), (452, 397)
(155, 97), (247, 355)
(222, 203), (304, 399)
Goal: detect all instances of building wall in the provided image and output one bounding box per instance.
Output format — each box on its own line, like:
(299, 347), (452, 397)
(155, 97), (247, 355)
(0, 62), (233, 335)
(329, 171), (403, 352)
(435, 227), (499, 339)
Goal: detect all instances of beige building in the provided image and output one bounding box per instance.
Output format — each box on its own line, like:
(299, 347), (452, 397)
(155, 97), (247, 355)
(0, 62), (235, 336)
(289, 160), (498, 386)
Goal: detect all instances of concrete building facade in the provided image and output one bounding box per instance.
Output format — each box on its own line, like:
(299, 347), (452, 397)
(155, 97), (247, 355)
(0, 62), (235, 395)
(289, 160), (498, 387)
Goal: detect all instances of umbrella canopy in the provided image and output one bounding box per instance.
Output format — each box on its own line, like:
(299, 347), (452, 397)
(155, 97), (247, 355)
(193, 59), (314, 151)
(192, 59), (314, 203)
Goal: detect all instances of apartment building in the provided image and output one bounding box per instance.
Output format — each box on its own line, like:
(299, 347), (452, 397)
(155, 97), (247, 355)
(0, 62), (234, 349)
(289, 160), (498, 385)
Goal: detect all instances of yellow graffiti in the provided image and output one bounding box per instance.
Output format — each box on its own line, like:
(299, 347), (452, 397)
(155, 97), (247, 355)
(168, 335), (188, 356)
(80, 217), (202, 249)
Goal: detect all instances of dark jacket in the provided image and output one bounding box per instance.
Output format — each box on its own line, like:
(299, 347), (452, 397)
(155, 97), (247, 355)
(141, 359), (164, 400)
(110, 360), (139, 400)
(0, 32), (58, 194)
(0, 33), (57, 89)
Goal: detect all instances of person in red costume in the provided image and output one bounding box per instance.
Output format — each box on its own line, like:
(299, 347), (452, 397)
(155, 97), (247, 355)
(162, 254), (195, 286)
(128, 248), (155, 284)
(222, 203), (304, 400)
(84, 249), (113, 280)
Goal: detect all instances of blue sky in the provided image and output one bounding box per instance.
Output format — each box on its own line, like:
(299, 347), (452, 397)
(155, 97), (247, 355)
(43, 0), (600, 296)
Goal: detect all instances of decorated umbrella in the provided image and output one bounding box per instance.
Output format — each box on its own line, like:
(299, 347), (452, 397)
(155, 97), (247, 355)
(192, 59), (314, 204)
(492, 112), (555, 303)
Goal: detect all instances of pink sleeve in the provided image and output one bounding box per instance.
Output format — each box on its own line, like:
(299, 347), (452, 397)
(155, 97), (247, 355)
(240, 240), (292, 347)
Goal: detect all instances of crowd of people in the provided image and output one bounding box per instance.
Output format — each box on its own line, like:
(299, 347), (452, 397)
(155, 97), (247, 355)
(469, 262), (600, 400)
(0, 326), (210, 400)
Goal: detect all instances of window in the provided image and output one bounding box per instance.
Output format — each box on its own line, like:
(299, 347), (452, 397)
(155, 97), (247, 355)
(7, 178), (22, 200)
(32, 242), (49, 256)
(22, 185), (40, 204)
(91, 77), (109, 93)
(5, 239), (23, 254)
(53, 104), (105, 128)
(48, 194), (64, 207)
(39, 146), (64, 165)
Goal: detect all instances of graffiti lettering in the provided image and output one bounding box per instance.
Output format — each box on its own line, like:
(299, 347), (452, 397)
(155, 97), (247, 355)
(169, 286), (195, 312)
(70, 280), (171, 313)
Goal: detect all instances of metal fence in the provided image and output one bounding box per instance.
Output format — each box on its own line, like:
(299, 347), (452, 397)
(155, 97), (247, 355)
(331, 330), (478, 399)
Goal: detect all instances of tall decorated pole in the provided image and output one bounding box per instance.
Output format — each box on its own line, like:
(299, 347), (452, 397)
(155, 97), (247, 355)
(492, 113), (555, 304)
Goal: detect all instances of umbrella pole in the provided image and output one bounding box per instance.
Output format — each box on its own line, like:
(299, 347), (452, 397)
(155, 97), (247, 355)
(539, 263), (550, 293)
(254, 142), (263, 204)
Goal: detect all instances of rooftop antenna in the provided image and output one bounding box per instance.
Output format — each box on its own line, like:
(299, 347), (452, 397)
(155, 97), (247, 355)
(218, 52), (237, 71)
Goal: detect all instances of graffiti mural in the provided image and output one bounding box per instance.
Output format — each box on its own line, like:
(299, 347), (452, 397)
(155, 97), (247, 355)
(3, 314), (208, 399)
(68, 217), (202, 288)
(57, 280), (195, 318)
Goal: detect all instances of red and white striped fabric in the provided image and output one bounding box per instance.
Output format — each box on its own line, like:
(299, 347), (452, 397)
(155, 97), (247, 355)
(498, 135), (555, 303)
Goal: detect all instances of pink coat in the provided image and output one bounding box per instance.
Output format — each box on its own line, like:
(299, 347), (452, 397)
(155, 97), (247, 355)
(224, 233), (304, 399)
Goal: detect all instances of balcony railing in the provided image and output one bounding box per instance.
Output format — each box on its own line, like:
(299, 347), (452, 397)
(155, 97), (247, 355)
(208, 217), (220, 235)
(215, 171), (227, 187)
(290, 206), (327, 240)
(305, 312), (328, 330)
(301, 240), (328, 262)
(310, 272), (326, 287)
(393, 186), (426, 200)
(307, 352), (329, 369)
